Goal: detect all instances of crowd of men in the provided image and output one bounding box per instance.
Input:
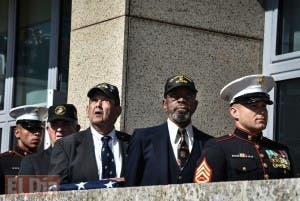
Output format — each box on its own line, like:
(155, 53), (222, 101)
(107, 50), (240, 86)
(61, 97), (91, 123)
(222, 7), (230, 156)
(0, 74), (294, 194)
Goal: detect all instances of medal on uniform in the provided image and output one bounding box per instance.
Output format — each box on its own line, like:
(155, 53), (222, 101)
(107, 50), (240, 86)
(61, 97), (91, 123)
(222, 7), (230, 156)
(265, 149), (290, 170)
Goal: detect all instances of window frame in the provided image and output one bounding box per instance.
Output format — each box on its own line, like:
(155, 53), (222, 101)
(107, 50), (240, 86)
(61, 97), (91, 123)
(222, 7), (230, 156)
(0, 0), (62, 152)
(263, 0), (300, 139)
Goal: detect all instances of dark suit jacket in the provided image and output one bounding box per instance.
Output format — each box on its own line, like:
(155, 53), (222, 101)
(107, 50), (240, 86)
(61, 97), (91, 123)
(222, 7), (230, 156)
(0, 146), (26, 194)
(48, 128), (130, 184)
(124, 122), (213, 186)
(19, 147), (52, 175)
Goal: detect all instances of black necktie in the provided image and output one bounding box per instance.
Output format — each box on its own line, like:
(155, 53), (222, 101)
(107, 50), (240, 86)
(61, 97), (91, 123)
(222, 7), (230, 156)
(177, 129), (190, 169)
(101, 136), (116, 179)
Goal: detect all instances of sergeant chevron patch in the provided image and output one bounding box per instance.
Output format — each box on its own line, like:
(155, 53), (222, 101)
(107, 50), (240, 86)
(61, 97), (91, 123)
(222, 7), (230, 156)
(193, 157), (212, 183)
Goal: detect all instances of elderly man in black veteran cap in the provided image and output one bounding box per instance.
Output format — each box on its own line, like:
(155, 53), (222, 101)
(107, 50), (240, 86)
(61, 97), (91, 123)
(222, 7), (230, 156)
(49, 83), (131, 184)
(0, 105), (47, 194)
(19, 104), (80, 175)
(194, 74), (293, 183)
(125, 74), (212, 186)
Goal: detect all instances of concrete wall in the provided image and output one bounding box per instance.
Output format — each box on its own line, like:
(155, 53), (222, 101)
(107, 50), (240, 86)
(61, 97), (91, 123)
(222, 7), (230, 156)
(1, 178), (299, 200)
(68, 0), (264, 136)
(68, 0), (128, 129)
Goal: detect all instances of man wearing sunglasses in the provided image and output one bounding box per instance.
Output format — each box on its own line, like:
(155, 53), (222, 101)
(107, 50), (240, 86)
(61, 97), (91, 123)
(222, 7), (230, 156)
(0, 105), (47, 194)
(19, 104), (80, 175)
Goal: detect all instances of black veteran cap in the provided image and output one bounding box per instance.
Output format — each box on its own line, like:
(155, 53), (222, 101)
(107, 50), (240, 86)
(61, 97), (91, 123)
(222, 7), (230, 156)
(164, 74), (198, 97)
(48, 104), (78, 122)
(87, 83), (120, 105)
(220, 74), (275, 105)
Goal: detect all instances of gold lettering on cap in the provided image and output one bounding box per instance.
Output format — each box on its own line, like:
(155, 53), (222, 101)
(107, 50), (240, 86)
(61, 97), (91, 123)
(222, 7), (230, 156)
(55, 106), (66, 115)
(176, 75), (188, 83)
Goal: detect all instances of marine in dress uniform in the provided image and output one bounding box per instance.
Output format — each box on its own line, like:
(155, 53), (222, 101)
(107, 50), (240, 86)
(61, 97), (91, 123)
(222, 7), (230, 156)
(194, 74), (293, 183)
(19, 104), (80, 175)
(0, 105), (47, 194)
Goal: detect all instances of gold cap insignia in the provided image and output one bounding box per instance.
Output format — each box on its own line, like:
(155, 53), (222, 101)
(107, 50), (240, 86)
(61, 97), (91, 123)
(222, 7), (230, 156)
(55, 106), (66, 115)
(176, 75), (188, 84)
(258, 76), (265, 85)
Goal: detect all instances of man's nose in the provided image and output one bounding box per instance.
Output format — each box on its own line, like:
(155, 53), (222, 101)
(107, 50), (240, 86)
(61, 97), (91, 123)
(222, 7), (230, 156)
(177, 96), (187, 102)
(56, 127), (63, 131)
(32, 130), (42, 136)
(96, 99), (104, 106)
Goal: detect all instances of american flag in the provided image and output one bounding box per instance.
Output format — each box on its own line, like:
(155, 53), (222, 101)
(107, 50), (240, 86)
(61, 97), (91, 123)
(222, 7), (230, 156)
(49, 179), (124, 191)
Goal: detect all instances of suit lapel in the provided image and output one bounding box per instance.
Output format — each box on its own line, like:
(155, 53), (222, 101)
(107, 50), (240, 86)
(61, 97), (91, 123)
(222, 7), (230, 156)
(78, 128), (99, 180)
(116, 131), (129, 177)
(191, 127), (204, 153)
(151, 123), (179, 183)
(187, 127), (202, 167)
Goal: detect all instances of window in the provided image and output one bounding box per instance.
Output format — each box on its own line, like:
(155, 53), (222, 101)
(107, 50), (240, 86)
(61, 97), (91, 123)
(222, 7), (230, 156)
(0, 0), (8, 110)
(57, 0), (71, 93)
(0, 0), (71, 153)
(276, 78), (300, 177)
(276, 0), (300, 55)
(14, 0), (51, 106)
(264, 0), (300, 177)
(0, 128), (2, 150)
(9, 127), (16, 150)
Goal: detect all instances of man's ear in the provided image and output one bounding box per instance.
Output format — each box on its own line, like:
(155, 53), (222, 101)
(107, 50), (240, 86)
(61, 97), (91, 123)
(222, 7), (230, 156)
(193, 100), (198, 112)
(86, 105), (89, 117)
(230, 105), (239, 120)
(116, 105), (122, 116)
(14, 127), (20, 139)
(162, 99), (167, 111)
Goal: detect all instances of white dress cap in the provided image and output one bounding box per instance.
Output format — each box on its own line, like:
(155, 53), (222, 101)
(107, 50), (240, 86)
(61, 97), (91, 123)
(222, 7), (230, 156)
(9, 105), (48, 122)
(220, 74), (275, 104)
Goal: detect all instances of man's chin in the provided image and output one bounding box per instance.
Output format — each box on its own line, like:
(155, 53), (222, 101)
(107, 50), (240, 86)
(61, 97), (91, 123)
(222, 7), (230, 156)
(56, 136), (62, 141)
(172, 114), (190, 124)
(255, 124), (267, 131)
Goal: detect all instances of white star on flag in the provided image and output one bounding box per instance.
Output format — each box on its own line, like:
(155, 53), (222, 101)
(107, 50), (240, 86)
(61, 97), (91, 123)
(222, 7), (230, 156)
(104, 181), (116, 188)
(76, 182), (87, 190)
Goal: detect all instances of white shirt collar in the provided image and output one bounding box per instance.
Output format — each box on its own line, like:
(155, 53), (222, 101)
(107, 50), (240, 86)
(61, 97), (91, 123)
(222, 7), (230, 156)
(90, 125), (121, 179)
(167, 118), (194, 143)
(90, 125), (116, 141)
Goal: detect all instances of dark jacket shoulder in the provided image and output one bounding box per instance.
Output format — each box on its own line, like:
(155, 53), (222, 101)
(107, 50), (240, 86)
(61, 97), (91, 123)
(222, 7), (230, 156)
(131, 123), (169, 141)
(215, 134), (235, 143)
(116, 130), (131, 142)
(55, 128), (131, 146)
(192, 126), (213, 141)
(261, 137), (289, 150)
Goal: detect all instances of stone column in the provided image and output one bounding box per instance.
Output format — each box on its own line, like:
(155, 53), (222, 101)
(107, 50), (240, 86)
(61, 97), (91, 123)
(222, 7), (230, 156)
(68, 0), (264, 136)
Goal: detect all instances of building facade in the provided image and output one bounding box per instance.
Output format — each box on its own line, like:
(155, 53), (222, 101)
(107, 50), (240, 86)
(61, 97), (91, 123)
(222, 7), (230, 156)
(0, 0), (299, 176)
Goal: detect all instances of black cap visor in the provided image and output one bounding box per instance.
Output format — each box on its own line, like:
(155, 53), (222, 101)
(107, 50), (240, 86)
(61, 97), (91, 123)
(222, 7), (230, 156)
(48, 116), (76, 123)
(232, 92), (273, 105)
(87, 88), (120, 105)
(17, 120), (43, 131)
(164, 84), (198, 97)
